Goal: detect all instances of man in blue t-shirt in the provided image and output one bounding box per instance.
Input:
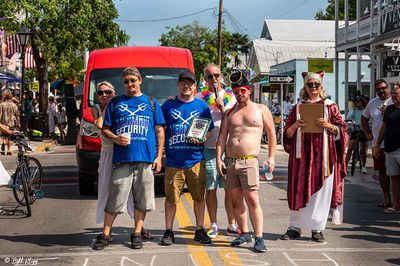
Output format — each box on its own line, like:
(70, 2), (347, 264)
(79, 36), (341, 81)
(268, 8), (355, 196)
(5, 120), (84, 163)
(160, 70), (214, 246)
(93, 67), (165, 250)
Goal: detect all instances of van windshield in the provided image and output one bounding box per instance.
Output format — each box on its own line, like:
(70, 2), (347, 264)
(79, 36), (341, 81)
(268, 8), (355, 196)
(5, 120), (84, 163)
(88, 68), (188, 106)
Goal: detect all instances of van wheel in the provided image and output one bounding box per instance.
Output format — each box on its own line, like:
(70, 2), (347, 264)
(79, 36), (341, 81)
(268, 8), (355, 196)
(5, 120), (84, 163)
(79, 175), (96, 195)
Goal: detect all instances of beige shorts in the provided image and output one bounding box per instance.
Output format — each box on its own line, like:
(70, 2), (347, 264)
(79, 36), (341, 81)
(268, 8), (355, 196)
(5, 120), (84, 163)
(224, 157), (259, 190)
(165, 161), (206, 204)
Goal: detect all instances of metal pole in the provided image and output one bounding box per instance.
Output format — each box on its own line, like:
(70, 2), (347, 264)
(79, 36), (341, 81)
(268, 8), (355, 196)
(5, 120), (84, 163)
(280, 82), (284, 145)
(217, 0), (223, 67)
(20, 47), (26, 132)
(335, 0), (339, 104)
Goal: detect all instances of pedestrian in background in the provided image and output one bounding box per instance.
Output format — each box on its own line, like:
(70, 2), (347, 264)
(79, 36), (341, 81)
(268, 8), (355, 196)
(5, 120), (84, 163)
(195, 63), (240, 239)
(160, 71), (214, 246)
(56, 103), (67, 142)
(361, 79), (392, 209)
(283, 96), (293, 118)
(216, 69), (276, 253)
(0, 89), (19, 155)
(47, 96), (57, 138)
(280, 71), (347, 243)
(374, 82), (400, 213)
(93, 67), (165, 250)
(345, 96), (368, 174)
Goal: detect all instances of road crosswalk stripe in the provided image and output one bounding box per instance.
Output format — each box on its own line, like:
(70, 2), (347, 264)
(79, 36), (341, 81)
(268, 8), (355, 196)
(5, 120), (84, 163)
(175, 193), (213, 265)
(182, 192), (244, 265)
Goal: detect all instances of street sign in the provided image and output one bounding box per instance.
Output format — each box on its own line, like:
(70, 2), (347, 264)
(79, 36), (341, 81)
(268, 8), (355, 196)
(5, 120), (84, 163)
(268, 75), (294, 84)
(308, 58), (334, 73)
(29, 82), (39, 92)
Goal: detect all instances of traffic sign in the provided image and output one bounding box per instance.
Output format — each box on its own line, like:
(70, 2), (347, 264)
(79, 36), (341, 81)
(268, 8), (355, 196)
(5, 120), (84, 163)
(268, 75), (294, 84)
(29, 82), (39, 92)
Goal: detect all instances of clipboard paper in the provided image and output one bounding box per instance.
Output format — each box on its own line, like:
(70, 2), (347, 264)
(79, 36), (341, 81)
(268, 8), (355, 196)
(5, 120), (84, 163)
(298, 103), (324, 133)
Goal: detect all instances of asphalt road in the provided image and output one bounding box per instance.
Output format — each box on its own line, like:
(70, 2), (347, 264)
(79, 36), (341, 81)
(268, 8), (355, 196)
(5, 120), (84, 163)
(0, 145), (399, 265)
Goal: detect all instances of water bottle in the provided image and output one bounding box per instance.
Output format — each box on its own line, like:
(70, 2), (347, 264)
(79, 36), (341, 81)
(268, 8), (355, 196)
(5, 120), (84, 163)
(263, 163), (274, 181)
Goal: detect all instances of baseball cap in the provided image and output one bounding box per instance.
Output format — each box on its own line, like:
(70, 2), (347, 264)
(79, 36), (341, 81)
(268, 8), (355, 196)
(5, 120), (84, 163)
(178, 71), (196, 83)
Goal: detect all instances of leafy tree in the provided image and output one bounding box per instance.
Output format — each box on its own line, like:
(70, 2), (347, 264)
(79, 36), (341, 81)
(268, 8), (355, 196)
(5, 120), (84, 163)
(159, 21), (249, 79)
(0, 0), (128, 112)
(315, 0), (356, 21)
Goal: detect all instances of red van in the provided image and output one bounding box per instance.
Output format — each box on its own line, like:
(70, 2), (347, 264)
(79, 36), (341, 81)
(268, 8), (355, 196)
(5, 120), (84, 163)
(76, 46), (194, 194)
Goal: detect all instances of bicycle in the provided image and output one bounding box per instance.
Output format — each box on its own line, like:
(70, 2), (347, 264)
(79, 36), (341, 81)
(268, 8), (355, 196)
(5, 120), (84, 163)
(10, 132), (44, 217)
(262, 115), (282, 145)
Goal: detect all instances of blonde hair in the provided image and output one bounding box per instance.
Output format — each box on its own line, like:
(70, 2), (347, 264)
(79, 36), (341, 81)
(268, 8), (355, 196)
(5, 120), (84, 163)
(299, 85), (328, 102)
(203, 63), (220, 76)
(96, 81), (115, 91)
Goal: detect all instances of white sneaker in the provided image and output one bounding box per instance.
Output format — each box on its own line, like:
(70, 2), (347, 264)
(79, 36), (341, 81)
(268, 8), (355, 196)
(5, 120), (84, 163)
(361, 167), (367, 174)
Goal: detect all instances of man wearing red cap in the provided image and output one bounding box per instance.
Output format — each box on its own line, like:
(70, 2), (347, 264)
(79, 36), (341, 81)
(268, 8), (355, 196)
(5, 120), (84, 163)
(216, 69), (276, 253)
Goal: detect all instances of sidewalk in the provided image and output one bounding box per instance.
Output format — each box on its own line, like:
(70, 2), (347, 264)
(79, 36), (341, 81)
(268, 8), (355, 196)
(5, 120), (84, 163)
(7, 138), (57, 155)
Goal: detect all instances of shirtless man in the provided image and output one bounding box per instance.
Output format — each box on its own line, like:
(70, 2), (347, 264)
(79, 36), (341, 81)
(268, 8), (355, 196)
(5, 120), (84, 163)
(216, 69), (276, 253)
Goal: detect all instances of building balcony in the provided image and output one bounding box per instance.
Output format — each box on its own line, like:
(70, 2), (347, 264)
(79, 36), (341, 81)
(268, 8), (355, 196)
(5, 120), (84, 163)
(337, 16), (379, 50)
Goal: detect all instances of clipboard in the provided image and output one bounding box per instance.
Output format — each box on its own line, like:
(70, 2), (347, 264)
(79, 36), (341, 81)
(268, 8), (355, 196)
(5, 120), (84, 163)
(298, 103), (324, 133)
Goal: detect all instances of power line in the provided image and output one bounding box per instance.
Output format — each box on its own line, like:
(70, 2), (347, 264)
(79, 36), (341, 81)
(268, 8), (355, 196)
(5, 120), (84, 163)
(115, 8), (216, 23)
(275, 0), (311, 19)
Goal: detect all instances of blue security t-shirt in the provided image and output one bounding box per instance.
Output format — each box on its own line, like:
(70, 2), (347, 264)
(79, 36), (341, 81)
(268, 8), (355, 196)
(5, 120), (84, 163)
(103, 94), (165, 163)
(162, 98), (214, 168)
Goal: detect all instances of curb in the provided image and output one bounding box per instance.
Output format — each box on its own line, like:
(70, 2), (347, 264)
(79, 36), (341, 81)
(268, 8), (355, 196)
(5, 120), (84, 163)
(34, 140), (56, 153)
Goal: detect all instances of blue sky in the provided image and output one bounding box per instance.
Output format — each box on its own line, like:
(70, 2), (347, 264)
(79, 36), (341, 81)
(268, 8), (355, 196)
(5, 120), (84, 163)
(114, 0), (329, 46)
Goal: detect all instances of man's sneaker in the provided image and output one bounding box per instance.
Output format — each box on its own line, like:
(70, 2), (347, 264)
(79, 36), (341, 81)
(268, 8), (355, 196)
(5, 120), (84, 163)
(160, 229), (175, 246)
(311, 231), (325, 243)
(361, 167), (368, 174)
(194, 228), (212, 244)
(93, 234), (111, 250)
(280, 229), (301, 240)
(226, 226), (241, 236)
(253, 237), (266, 253)
(130, 232), (143, 249)
(231, 232), (252, 246)
(207, 225), (219, 239)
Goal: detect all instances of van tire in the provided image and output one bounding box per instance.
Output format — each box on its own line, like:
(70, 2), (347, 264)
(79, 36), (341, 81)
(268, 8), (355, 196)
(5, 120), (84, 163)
(79, 174), (96, 195)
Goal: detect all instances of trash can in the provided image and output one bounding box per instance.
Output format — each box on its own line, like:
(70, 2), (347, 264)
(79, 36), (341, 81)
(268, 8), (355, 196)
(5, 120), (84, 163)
(29, 112), (46, 141)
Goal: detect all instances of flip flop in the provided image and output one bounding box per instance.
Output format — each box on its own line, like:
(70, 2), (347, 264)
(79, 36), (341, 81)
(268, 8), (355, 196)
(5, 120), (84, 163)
(383, 207), (400, 213)
(377, 202), (391, 208)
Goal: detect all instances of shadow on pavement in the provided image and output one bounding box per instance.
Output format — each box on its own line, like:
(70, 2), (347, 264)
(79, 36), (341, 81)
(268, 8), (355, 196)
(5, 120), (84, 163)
(331, 182), (400, 245)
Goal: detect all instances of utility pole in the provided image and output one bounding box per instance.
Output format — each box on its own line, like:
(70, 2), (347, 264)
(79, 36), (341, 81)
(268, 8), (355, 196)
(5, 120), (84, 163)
(217, 0), (223, 67)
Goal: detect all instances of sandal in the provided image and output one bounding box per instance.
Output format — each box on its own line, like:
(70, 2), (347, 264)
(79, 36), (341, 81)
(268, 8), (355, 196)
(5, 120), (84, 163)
(377, 202), (391, 208)
(383, 207), (400, 213)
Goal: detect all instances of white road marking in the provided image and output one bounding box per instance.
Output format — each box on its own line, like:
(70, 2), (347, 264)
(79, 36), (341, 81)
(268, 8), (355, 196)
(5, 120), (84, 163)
(294, 242), (328, 247)
(227, 252), (270, 265)
(120, 256), (146, 266)
(188, 254), (197, 266)
(3, 247), (400, 260)
(283, 251), (339, 266)
(150, 255), (157, 266)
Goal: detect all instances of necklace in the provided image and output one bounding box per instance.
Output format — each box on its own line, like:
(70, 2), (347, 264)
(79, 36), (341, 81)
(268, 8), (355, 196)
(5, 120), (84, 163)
(201, 87), (233, 110)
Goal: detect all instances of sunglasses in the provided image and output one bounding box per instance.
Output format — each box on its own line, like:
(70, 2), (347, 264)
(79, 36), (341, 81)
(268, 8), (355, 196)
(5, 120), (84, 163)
(178, 81), (195, 87)
(306, 82), (321, 89)
(377, 86), (388, 92)
(97, 90), (113, 96)
(233, 88), (248, 95)
(123, 78), (139, 84)
(206, 73), (221, 80)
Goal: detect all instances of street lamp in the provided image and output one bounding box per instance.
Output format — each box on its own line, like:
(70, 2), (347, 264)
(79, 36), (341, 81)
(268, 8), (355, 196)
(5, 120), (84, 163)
(16, 26), (32, 133)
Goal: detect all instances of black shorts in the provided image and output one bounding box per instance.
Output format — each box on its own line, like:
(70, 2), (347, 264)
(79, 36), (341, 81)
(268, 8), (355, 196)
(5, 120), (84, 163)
(350, 129), (368, 142)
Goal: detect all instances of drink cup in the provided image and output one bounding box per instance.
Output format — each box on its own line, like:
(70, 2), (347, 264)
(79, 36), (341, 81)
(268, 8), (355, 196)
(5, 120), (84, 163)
(263, 163), (274, 181)
(121, 132), (131, 145)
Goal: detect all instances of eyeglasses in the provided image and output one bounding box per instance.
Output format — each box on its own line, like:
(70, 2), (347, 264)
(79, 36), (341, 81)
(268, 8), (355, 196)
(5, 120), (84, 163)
(377, 86), (388, 92)
(206, 73), (221, 80)
(97, 90), (113, 96)
(123, 78), (139, 84)
(178, 81), (195, 87)
(306, 82), (321, 89)
(233, 88), (248, 95)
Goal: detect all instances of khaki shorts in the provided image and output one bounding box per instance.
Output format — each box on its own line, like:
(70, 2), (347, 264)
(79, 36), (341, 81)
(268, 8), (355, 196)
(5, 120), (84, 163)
(224, 157), (259, 190)
(165, 161), (206, 203)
